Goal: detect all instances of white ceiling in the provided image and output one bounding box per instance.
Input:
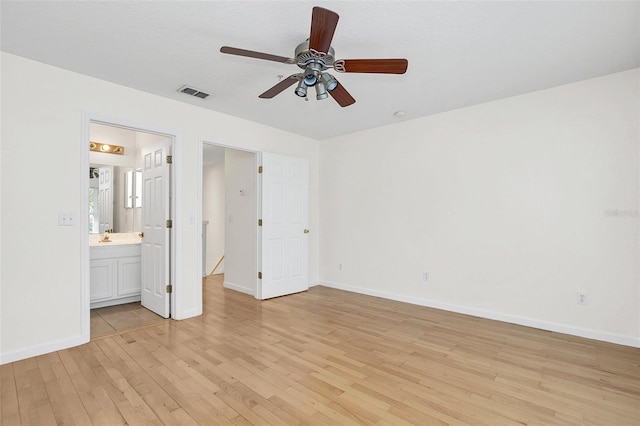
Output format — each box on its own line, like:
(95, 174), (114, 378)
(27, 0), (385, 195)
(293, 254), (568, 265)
(2, 1), (639, 140)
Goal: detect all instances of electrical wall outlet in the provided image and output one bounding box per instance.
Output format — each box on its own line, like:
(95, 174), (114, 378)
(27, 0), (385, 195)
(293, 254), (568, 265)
(423, 272), (429, 281)
(577, 291), (588, 305)
(338, 263), (343, 271)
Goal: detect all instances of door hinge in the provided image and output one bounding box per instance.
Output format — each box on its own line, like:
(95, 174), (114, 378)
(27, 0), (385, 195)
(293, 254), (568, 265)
(258, 219), (262, 226)
(258, 166), (263, 174)
(166, 155), (173, 164)
(258, 272), (262, 279)
(166, 284), (173, 293)
(166, 219), (173, 228)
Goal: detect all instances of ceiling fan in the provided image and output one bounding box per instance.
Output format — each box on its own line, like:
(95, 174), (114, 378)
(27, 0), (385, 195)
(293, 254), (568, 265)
(220, 7), (408, 107)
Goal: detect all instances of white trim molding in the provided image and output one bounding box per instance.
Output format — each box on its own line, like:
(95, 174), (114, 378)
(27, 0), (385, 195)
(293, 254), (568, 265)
(0, 335), (85, 365)
(224, 281), (255, 297)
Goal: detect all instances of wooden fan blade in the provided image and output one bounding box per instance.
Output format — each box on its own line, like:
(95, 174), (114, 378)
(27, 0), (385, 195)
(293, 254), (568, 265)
(335, 59), (408, 74)
(258, 75), (301, 99)
(220, 46), (294, 64)
(309, 7), (339, 54)
(329, 82), (356, 107)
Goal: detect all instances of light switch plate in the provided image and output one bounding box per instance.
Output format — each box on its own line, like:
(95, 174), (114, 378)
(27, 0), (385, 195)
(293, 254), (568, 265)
(58, 212), (76, 226)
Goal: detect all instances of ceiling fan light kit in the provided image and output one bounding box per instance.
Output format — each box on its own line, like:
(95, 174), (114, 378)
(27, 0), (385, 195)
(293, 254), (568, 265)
(294, 79), (308, 98)
(315, 81), (328, 100)
(220, 7), (408, 107)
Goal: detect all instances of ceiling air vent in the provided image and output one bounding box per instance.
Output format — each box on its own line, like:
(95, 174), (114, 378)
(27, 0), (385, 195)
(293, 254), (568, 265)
(177, 85), (210, 99)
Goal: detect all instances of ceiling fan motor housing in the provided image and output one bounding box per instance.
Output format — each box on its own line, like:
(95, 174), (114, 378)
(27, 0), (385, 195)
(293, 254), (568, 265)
(295, 41), (335, 71)
(294, 41), (338, 100)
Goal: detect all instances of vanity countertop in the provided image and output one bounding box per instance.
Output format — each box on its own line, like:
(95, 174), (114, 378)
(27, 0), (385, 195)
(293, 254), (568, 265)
(90, 232), (142, 247)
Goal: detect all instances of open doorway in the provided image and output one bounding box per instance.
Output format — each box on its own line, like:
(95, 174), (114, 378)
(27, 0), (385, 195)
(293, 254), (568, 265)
(202, 144), (225, 279)
(82, 118), (176, 340)
(199, 143), (311, 302)
(200, 142), (258, 297)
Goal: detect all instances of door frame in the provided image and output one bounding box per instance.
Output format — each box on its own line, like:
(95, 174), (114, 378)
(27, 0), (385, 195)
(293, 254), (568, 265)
(80, 113), (179, 341)
(197, 140), (261, 300)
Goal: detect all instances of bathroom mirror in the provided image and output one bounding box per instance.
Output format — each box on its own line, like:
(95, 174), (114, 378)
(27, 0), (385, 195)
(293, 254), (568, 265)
(89, 165), (142, 234)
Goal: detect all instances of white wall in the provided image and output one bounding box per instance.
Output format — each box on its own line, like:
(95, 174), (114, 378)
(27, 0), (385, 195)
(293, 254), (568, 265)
(203, 161), (225, 274)
(0, 52), (319, 363)
(223, 149), (257, 295)
(319, 69), (640, 347)
(0, 63), (3, 357)
(1, 50), (637, 365)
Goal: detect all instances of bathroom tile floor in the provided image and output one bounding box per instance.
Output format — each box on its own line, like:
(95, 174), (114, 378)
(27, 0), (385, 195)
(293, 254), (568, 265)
(90, 302), (167, 338)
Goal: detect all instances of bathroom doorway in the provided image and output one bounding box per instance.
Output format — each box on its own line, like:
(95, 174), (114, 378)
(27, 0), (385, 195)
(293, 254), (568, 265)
(82, 118), (176, 340)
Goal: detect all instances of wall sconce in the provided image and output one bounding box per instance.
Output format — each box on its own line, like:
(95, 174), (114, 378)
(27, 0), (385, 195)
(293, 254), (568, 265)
(90, 141), (125, 155)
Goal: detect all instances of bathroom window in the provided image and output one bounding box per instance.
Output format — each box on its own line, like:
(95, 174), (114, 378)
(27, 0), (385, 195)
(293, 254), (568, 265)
(88, 187), (99, 233)
(135, 170), (142, 208)
(124, 169), (142, 209)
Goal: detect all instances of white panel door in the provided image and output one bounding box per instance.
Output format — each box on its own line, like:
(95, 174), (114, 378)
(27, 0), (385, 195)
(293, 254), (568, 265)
(98, 166), (113, 233)
(260, 153), (309, 299)
(141, 142), (170, 318)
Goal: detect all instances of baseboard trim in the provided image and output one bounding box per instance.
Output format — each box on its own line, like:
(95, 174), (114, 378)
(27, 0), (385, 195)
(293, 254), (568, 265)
(0, 334), (88, 365)
(90, 295), (141, 310)
(319, 280), (640, 348)
(173, 308), (201, 320)
(224, 281), (255, 296)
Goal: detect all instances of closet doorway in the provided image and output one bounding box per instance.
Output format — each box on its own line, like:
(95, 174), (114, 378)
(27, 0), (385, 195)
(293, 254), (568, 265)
(199, 142), (310, 301)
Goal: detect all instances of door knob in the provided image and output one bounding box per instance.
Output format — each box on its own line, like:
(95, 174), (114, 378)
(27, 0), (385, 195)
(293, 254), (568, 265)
(304, 229), (310, 234)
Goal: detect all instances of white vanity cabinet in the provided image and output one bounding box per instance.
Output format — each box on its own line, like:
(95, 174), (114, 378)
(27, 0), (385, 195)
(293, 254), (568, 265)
(90, 244), (141, 308)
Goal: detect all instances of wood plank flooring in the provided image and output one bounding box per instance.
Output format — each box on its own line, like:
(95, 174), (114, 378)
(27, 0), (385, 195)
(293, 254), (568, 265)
(2, 274), (639, 425)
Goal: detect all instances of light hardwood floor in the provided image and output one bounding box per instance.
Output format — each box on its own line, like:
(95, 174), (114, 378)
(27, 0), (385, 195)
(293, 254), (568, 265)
(2, 274), (639, 425)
